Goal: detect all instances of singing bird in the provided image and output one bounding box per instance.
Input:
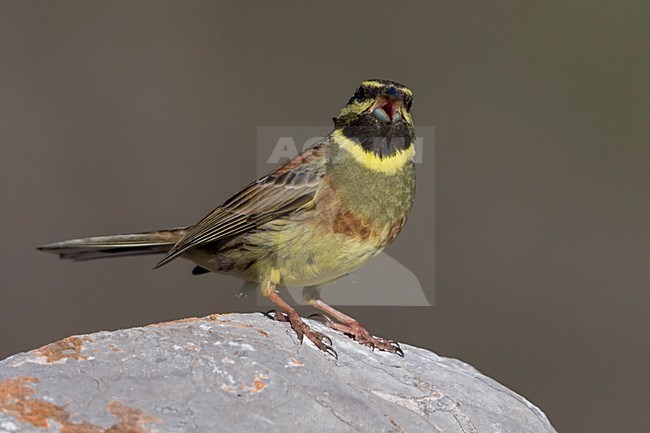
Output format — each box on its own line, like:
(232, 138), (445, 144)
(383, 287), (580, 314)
(39, 79), (417, 357)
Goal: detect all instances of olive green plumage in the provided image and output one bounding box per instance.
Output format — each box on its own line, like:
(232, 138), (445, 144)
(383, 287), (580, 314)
(39, 79), (417, 301)
(326, 142), (416, 227)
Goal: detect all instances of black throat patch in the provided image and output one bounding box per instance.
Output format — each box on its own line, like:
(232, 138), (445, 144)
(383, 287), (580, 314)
(337, 115), (415, 158)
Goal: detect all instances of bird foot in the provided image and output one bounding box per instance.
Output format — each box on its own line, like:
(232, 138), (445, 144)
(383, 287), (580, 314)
(326, 319), (404, 357)
(264, 310), (337, 358)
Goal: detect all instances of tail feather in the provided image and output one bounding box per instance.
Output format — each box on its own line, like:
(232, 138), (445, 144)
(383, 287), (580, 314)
(38, 228), (187, 262)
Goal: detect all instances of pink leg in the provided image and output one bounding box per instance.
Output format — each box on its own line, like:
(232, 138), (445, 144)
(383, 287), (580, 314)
(265, 287), (336, 357)
(311, 300), (403, 356)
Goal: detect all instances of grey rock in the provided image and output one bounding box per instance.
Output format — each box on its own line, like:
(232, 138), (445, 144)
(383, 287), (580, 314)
(0, 313), (556, 433)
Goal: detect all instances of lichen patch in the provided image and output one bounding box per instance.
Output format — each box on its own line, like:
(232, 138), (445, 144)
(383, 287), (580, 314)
(216, 318), (270, 338)
(106, 401), (160, 432)
(34, 336), (92, 363)
(146, 313), (224, 328)
(250, 378), (266, 393)
(0, 377), (159, 432)
(286, 357), (304, 367)
(0, 376), (62, 428)
(242, 374), (269, 394)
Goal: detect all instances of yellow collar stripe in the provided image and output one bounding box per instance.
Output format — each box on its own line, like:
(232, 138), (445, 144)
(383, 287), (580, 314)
(332, 129), (415, 174)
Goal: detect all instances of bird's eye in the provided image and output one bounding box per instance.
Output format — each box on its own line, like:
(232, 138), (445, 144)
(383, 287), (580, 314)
(355, 87), (366, 100)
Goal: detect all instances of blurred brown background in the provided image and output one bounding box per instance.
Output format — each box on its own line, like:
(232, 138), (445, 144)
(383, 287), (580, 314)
(1, 2), (648, 432)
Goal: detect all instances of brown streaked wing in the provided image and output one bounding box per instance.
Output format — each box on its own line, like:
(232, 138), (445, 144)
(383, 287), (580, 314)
(154, 144), (326, 268)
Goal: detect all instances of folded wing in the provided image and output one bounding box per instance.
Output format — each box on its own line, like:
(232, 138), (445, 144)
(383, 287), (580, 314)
(155, 144), (326, 268)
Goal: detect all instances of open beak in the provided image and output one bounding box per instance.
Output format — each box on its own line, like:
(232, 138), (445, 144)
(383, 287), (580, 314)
(371, 96), (403, 124)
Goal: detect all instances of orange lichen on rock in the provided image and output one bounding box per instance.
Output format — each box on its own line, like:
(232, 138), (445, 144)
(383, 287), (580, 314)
(288, 356), (304, 367)
(0, 376), (158, 432)
(220, 385), (236, 393)
(147, 313), (224, 328)
(221, 374), (269, 396)
(216, 318), (270, 338)
(251, 378), (267, 393)
(242, 374), (269, 394)
(0, 377), (70, 428)
(35, 336), (92, 363)
(106, 401), (160, 432)
(146, 313), (270, 339)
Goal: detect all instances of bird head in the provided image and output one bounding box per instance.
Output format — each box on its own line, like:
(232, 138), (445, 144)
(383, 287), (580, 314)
(333, 80), (415, 160)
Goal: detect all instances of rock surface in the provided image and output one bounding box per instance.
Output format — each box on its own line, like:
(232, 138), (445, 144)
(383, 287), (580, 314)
(0, 313), (556, 433)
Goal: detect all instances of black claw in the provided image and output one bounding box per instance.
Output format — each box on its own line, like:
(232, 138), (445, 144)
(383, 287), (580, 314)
(262, 309), (277, 319)
(307, 313), (332, 323)
(321, 334), (333, 346)
(394, 346), (405, 357)
(325, 346), (338, 359)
